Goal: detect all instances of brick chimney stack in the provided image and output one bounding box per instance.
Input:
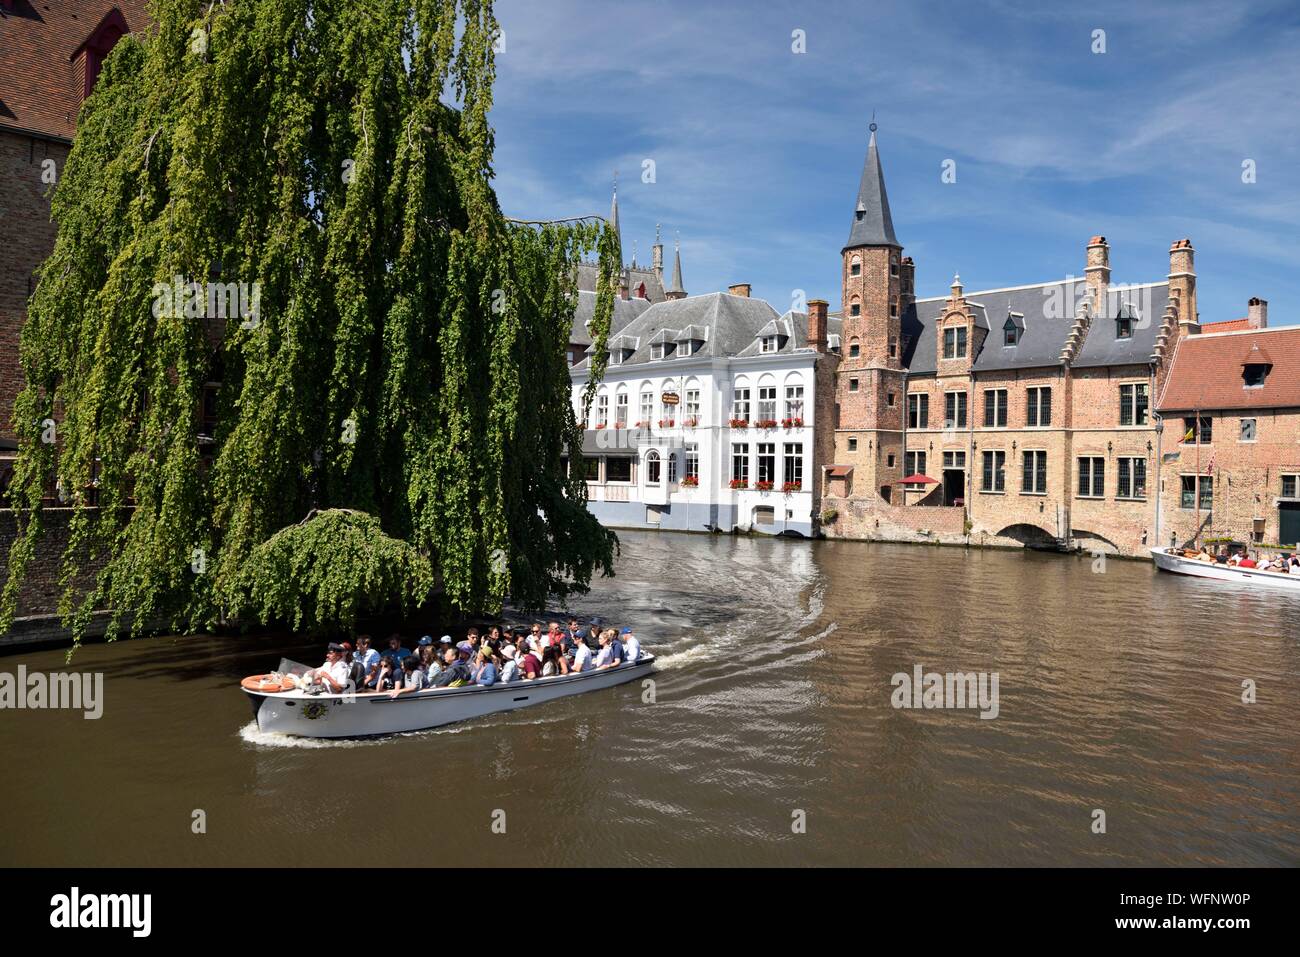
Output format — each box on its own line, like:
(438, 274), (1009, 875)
(1168, 238), (1199, 337)
(808, 299), (828, 352)
(1085, 236), (1110, 315)
(728, 283), (751, 298)
(1248, 297), (1268, 329)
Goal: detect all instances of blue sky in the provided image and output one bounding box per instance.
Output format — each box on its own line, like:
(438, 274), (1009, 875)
(489, 0), (1300, 326)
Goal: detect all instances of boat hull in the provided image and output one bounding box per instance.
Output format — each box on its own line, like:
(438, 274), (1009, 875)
(245, 656), (655, 739)
(1150, 547), (1300, 592)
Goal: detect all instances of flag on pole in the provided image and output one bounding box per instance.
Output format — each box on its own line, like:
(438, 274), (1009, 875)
(1183, 425), (1195, 442)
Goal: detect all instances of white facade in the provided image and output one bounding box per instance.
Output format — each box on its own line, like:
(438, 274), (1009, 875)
(571, 352), (821, 535)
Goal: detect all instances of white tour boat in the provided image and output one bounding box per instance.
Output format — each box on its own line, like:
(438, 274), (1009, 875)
(242, 655), (656, 739)
(1150, 546), (1300, 592)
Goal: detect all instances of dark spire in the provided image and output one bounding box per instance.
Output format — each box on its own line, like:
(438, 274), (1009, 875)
(844, 125), (899, 250)
(666, 234), (686, 299)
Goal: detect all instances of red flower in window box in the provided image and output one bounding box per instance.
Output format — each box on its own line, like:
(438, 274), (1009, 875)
(634, 420), (648, 428)
(781, 481), (802, 493)
(658, 419), (675, 428)
(729, 478), (748, 490)
(594, 422), (607, 430)
(755, 419), (778, 429)
(681, 475), (699, 487)
(728, 418), (749, 429)
(755, 480), (775, 492)
(683, 417), (699, 427)
(781, 417), (804, 429)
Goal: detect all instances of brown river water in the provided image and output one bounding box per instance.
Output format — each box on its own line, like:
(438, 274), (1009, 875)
(1, 531), (1297, 866)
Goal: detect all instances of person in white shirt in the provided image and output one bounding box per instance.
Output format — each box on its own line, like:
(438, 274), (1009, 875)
(305, 643), (351, 692)
(593, 629), (617, 668)
(499, 646), (521, 682)
(570, 633), (595, 673)
(621, 628), (642, 664)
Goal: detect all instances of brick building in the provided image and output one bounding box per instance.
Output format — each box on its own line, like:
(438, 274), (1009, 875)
(817, 127), (1267, 556)
(0, 0), (149, 485)
(1156, 312), (1300, 549)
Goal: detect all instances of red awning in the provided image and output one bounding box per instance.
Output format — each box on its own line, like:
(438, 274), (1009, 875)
(897, 473), (939, 485)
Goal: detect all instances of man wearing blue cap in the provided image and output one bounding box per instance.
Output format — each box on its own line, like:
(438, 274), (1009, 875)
(620, 627), (641, 664)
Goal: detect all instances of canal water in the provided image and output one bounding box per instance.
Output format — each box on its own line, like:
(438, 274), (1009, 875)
(1, 531), (1297, 866)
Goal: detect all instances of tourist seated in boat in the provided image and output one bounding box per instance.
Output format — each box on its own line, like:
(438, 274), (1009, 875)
(1238, 554), (1258, 568)
(373, 655), (402, 691)
(472, 647), (499, 686)
(621, 627), (642, 664)
(594, 629), (625, 669)
(389, 656), (428, 698)
(353, 635), (381, 688)
(304, 643), (352, 693)
(499, 645), (521, 682)
(1226, 552), (1242, 566)
(569, 632), (594, 672)
(518, 643), (543, 680)
(431, 647), (472, 688)
(417, 639), (443, 680)
(540, 645), (569, 677)
(385, 634), (412, 664)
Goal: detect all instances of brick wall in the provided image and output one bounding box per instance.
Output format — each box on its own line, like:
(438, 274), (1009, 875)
(0, 508), (106, 621)
(0, 130), (67, 445)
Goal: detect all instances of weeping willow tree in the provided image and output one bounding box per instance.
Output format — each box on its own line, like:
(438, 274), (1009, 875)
(0, 0), (620, 644)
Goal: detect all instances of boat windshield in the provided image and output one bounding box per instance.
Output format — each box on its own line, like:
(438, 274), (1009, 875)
(276, 658), (313, 677)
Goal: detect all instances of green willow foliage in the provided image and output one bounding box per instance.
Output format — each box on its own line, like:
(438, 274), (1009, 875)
(0, 0), (619, 643)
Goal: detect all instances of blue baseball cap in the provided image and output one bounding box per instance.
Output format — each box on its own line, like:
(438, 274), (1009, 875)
(620, 627), (632, 635)
(417, 635), (433, 646)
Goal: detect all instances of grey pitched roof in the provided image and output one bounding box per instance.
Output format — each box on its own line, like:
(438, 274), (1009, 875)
(1072, 284), (1170, 368)
(735, 311), (843, 358)
(844, 129), (900, 250)
(901, 279), (1170, 375)
(568, 290), (652, 347)
(571, 292), (782, 369)
(574, 261), (665, 304)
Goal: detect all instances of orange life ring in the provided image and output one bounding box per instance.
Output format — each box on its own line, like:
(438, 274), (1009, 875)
(241, 674), (295, 693)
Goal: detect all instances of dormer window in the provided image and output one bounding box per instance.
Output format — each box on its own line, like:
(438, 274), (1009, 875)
(761, 335), (779, 354)
(1243, 364), (1268, 388)
(651, 341), (676, 360)
(1003, 318), (1019, 347)
(1116, 317), (1133, 339)
(855, 202), (866, 222)
(679, 341), (694, 357)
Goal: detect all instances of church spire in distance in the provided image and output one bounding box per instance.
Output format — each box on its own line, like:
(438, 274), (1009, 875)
(845, 121), (899, 250)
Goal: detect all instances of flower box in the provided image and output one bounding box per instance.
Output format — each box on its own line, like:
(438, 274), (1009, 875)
(781, 417), (804, 429)
(781, 481), (802, 493)
(657, 419), (675, 428)
(681, 476), (699, 487)
(755, 419), (778, 429)
(683, 417), (699, 427)
(594, 423), (607, 430)
(755, 480), (775, 492)
(728, 418), (749, 429)
(634, 420), (649, 428)
(728, 478), (748, 490)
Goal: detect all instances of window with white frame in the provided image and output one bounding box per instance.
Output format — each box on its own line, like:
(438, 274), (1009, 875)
(667, 451), (678, 484)
(758, 386), (777, 423)
(761, 336), (778, 353)
(685, 444), (699, 482)
(1119, 383), (1149, 426)
(639, 392), (653, 426)
(1282, 474), (1300, 499)
(685, 389), (700, 423)
(732, 387), (750, 423)
(943, 326), (967, 359)
(783, 443), (802, 489)
(731, 444), (749, 485)
(615, 392), (628, 426)
(784, 385), (804, 422)
(1180, 474), (1213, 510)
(757, 443), (776, 485)
(645, 450), (661, 485)
(595, 394), (608, 427)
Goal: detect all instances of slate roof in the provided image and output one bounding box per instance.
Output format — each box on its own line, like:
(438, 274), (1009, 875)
(902, 279), (1169, 375)
(575, 261), (665, 303)
(735, 311), (843, 358)
(0, 0), (150, 141)
(572, 292), (821, 370)
(844, 129), (900, 250)
(1159, 326), (1300, 412)
(567, 290), (651, 347)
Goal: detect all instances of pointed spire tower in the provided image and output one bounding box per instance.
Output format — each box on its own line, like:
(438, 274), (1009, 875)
(665, 233), (687, 300)
(836, 120), (907, 496)
(609, 174), (622, 263)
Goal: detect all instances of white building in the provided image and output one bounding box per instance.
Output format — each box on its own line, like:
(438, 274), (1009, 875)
(569, 288), (840, 536)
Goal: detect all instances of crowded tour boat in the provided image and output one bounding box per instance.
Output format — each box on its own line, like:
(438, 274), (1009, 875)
(240, 618), (654, 738)
(1150, 545), (1300, 593)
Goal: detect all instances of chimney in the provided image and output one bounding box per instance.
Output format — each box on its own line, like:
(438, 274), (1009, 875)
(1248, 297), (1268, 329)
(1085, 236), (1110, 315)
(728, 283), (751, 298)
(808, 299), (828, 352)
(898, 256), (915, 306)
(619, 267), (630, 301)
(1168, 238), (1199, 337)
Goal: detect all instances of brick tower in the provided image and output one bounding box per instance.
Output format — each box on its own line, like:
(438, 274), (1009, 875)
(834, 125), (907, 501)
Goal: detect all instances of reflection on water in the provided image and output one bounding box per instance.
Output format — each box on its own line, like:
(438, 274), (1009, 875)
(1, 531), (1298, 866)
